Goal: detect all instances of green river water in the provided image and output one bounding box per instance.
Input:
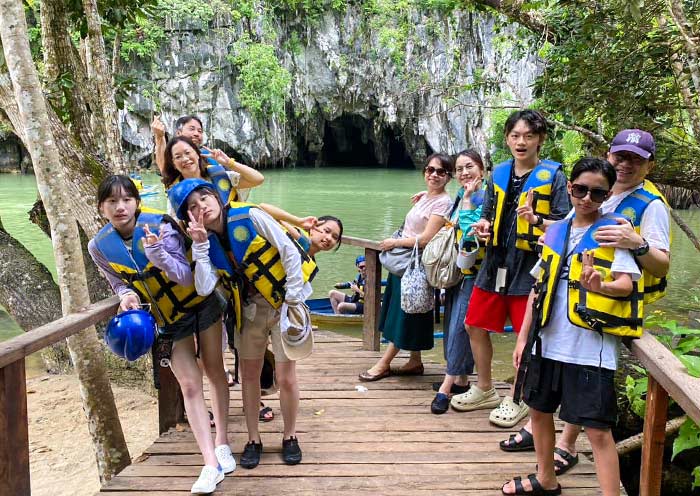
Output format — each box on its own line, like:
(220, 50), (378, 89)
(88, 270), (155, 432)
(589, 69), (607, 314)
(1, 169), (699, 377)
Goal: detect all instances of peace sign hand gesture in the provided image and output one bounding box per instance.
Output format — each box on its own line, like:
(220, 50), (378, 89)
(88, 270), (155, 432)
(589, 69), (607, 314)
(143, 224), (163, 247)
(187, 210), (209, 243)
(202, 146), (231, 166)
(516, 189), (538, 225)
(580, 250), (603, 293)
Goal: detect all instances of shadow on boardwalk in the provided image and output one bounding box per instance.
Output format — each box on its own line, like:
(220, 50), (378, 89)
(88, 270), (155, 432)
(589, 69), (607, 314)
(100, 330), (612, 495)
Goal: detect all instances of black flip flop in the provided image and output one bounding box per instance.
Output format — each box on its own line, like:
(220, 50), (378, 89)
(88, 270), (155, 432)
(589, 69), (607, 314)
(553, 447), (579, 475)
(259, 405), (274, 422)
(502, 474), (561, 495)
(500, 427), (535, 452)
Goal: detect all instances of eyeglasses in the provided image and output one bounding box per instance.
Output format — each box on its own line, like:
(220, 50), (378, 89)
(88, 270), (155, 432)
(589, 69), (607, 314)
(571, 184), (609, 203)
(424, 166), (449, 177)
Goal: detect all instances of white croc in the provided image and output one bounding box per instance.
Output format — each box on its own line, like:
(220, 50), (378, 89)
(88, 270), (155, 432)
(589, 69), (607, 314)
(489, 395), (530, 427)
(215, 444), (236, 474)
(450, 385), (501, 412)
(191, 465), (224, 494)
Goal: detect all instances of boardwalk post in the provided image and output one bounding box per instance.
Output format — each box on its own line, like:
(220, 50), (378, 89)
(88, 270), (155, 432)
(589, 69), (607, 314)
(0, 360), (30, 495)
(157, 364), (185, 434)
(639, 374), (669, 496)
(362, 248), (381, 351)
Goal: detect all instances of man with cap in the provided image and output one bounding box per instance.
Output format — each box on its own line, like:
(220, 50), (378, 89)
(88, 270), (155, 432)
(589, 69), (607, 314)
(500, 129), (671, 494)
(329, 255), (367, 315)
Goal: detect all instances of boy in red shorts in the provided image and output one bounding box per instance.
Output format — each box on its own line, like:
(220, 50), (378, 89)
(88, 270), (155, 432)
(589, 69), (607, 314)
(450, 110), (570, 427)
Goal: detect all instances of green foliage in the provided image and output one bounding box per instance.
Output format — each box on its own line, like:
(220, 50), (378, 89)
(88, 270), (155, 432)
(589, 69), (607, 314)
(531, 1), (700, 180)
(270, 0), (348, 24)
(229, 37), (292, 119)
(624, 365), (648, 418)
(120, 16), (166, 60)
(672, 418), (700, 459)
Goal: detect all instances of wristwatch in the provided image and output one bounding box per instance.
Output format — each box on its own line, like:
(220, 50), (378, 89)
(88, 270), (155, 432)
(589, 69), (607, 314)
(533, 214), (544, 227)
(631, 238), (650, 257)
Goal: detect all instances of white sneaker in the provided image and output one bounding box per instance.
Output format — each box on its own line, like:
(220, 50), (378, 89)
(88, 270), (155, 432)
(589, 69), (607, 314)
(191, 465), (224, 494)
(215, 444), (236, 474)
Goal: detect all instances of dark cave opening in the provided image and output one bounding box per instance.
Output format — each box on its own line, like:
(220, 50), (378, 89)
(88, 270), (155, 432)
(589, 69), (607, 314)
(320, 115), (377, 167)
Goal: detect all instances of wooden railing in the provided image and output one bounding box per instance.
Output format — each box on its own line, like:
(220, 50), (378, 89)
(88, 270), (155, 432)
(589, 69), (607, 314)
(628, 332), (700, 496)
(341, 235), (382, 351)
(0, 296), (184, 495)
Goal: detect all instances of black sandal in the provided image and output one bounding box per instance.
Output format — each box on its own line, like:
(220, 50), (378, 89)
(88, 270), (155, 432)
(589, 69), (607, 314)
(500, 427), (535, 452)
(259, 404), (274, 422)
(502, 474), (561, 495)
(553, 447), (579, 475)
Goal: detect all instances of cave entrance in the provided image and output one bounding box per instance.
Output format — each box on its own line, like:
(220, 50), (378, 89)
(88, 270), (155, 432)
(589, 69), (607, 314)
(316, 114), (414, 169)
(321, 115), (376, 167)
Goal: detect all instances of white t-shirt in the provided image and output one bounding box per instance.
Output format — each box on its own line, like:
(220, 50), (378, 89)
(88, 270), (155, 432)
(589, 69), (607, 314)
(601, 185), (670, 252)
(535, 224), (641, 370)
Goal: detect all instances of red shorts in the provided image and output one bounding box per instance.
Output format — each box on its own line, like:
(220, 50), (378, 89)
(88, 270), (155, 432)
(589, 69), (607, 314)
(464, 286), (528, 333)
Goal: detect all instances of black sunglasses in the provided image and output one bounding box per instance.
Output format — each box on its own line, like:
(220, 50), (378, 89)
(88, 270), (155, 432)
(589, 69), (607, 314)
(571, 183), (609, 203)
(424, 166), (449, 177)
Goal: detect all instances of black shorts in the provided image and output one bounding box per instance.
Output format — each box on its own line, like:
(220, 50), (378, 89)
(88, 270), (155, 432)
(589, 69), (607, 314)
(160, 295), (224, 342)
(343, 295), (364, 314)
(522, 355), (617, 429)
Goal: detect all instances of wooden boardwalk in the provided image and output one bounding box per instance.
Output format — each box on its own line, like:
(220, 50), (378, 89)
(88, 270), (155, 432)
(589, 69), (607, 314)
(100, 330), (609, 495)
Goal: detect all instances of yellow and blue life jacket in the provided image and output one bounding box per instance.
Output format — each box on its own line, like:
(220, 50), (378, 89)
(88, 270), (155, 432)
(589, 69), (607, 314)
(93, 211), (207, 327)
(614, 180), (671, 304)
(169, 161), (237, 214)
(452, 184), (486, 277)
(537, 214), (643, 337)
(208, 202), (318, 310)
(491, 159), (562, 251)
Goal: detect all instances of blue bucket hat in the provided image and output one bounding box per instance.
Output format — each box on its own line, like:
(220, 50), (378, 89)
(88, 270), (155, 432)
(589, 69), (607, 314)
(355, 255), (366, 266)
(167, 178), (212, 220)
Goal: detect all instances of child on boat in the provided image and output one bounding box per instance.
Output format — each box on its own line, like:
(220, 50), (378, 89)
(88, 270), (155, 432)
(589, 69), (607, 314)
(502, 157), (642, 495)
(329, 255), (366, 315)
(88, 175), (234, 494)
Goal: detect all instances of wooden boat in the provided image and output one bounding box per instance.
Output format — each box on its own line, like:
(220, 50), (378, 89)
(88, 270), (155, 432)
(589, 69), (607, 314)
(307, 297), (513, 335)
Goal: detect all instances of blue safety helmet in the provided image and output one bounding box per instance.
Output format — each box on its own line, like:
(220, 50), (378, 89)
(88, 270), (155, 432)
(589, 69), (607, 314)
(167, 178), (212, 220)
(355, 255), (366, 266)
(105, 309), (157, 361)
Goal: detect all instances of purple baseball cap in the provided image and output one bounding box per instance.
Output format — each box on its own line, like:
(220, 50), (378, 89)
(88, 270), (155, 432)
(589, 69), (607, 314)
(609, 129), (655, 160)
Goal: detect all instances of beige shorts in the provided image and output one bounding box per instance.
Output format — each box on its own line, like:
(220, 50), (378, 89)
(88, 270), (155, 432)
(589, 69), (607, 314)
(235, 293), (290, 362)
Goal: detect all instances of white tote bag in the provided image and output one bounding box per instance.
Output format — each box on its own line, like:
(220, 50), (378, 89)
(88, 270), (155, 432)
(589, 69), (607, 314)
(400, 239), (435, 314)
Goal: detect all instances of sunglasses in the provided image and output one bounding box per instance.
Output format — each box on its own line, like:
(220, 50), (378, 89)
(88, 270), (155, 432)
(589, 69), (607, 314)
(358, 265), (366, 269)
(571, 183), (609, 203)
(424, 166), (449, 177)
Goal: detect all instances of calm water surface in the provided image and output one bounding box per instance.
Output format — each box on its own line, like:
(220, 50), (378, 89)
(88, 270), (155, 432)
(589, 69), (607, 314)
(1, 170), (699, 377)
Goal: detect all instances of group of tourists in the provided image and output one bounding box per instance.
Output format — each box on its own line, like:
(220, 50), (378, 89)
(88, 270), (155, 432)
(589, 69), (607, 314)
(89, 114), (343, 493)
(89, 108), (670, 495)
(356, 109), (671, 496)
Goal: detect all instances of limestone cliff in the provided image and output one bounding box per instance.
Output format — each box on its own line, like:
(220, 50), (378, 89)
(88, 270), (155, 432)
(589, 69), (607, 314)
(120, 4), (539, 169)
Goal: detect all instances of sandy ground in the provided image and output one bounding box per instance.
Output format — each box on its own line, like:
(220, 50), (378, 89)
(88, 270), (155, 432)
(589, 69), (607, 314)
(26, 373), (158, 496)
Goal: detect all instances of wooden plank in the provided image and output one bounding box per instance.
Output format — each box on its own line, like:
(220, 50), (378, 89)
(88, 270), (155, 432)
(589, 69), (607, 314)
(101, 327), (607, 495)
(629, 331), (700, 424)
(119, 462), (597, 477)
(0, 296), (119, 367)
(341, 235), (381, 251)
(0, 360), (30, 495)
(362, 247), (381, 351)
(101, 474), (601, 492)
(639, 374), (669, 496)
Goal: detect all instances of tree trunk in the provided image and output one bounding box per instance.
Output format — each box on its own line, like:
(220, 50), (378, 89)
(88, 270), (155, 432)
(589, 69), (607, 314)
(0, 0), (130, 482)
(40, 0), (100, 152)
(81, 0), (127, 173)
(667, 0), (700, 95)
(0, 73), (108, 237)
(0, 219), (71, 372)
